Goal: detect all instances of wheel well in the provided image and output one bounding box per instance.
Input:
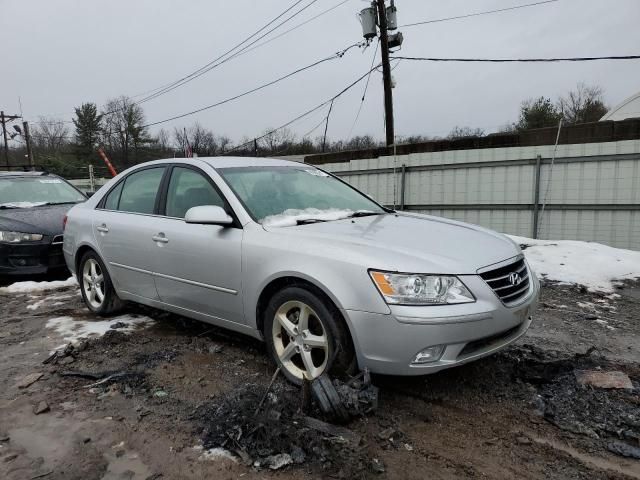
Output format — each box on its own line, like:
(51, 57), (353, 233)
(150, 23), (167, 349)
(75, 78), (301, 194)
(74, 245), (96, 275)
(256, 277), (352, 341)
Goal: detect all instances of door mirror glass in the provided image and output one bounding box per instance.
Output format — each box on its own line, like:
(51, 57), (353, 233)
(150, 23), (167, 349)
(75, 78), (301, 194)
(185, 205), (233, 226)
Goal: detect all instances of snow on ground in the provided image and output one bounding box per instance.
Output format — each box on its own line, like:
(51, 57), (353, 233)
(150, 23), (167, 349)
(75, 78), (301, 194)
(263, 208), (356, 227)
(509, 235), (640, 292)
(0, 276), (77, 294)
(46, 314), (155, 349)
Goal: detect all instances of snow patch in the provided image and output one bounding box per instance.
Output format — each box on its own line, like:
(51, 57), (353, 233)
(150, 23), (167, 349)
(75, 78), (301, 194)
(262, 208), (356, 227)
(508, 235), (640, 293)
(45, 314), (154, 347)
(198, 447), (237, 463)
(0, 201), (48, 208)
(1, 276), (77, 294)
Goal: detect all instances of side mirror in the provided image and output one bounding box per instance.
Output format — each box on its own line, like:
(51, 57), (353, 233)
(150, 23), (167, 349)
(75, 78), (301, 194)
(185, 205), (233, 226)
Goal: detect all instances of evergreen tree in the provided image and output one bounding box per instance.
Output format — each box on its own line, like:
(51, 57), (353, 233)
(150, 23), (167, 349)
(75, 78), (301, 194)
(73, 103), (103, 162)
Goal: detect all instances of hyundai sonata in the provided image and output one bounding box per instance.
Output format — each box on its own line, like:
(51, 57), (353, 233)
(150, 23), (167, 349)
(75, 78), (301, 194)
(63, 157), (538, 383)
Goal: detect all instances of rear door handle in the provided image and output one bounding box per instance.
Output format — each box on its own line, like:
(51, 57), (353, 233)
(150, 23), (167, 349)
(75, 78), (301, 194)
(152, 234), (169, 244)
(96, 224), (109, 233)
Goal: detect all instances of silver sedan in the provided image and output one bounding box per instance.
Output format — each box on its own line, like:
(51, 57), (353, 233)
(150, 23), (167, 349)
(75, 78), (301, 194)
(63, 157), (539, 383)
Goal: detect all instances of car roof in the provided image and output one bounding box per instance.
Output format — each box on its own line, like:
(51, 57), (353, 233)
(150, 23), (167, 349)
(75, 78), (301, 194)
(195, 156), (305, 169)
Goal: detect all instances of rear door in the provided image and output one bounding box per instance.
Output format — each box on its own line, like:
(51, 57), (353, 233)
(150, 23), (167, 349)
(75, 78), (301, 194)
(93, 166), (166, 300)
(151, 165), (244, 324)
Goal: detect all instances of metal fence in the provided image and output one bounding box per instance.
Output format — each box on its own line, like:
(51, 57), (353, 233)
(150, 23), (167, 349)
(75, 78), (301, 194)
(308, 139), (640, 250)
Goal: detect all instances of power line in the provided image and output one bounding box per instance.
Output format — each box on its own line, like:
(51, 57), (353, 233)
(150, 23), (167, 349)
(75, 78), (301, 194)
(241, 0), (353, 57)
(135, 0), (321, 106)
(225, 63), (381, 154)
(390, 55), (640, 63)
(141, 42), (363, 129)
(347, 39), (379, 139)
(400, 0), (560, 28)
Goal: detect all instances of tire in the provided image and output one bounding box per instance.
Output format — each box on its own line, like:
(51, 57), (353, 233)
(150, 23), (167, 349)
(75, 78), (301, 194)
(78, 251), (124, 316)
(264, 286), (356, 385)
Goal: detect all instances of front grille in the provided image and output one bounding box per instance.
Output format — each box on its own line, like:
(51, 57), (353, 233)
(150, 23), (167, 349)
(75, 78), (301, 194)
(479, 257), (530, 306)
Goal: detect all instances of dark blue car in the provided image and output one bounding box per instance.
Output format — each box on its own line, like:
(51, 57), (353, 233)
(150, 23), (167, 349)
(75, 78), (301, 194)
(0, 171), (86, 279)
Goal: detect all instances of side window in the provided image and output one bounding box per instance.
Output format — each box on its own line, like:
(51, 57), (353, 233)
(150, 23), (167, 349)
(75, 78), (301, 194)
(103, 182), (123, 210)
(165, 167), (225, 218)
(118, 167), (165, 214)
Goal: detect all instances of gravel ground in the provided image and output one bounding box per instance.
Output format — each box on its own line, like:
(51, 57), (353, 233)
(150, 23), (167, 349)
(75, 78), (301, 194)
(0, 280), (639, 479)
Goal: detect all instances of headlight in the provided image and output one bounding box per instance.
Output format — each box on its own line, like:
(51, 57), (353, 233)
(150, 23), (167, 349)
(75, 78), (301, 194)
(370, 271), (475, 305)
(0, 231), (44, 243)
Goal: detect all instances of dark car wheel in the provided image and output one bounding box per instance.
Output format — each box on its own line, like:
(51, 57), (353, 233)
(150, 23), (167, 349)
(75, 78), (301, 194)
(78, 251), (124, 316)
(264, 286), (355, 385)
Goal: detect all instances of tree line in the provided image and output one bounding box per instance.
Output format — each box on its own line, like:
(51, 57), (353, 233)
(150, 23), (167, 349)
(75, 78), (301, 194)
(5, 82), (610, 178)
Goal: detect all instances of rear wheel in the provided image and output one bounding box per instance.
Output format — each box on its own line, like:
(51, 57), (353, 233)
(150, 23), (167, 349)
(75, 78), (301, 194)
(264, 286), (355, 384)
(78, 251), (124, 316)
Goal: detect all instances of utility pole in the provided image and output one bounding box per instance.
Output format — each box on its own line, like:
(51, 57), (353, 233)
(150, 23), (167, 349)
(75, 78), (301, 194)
(359, 2), (402, 146)
(376, 0), (394, 146)
(22, 121), (34, 170)
(1, 111), (22, 168)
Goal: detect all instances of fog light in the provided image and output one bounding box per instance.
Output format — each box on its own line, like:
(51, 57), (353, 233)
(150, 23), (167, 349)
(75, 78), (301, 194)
(412, 345), (445, 364)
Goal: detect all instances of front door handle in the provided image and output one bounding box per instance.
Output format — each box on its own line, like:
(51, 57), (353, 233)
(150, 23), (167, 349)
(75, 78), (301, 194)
(96, 224), (109, 233)
(152, 233), (169, 244)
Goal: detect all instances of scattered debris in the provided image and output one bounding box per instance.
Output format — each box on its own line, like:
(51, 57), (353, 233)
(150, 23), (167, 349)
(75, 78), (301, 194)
(302, 416), (361, 445)
(153, 390), (168, 398)
(208, 344), (223, 354)
(607, 441), (640, 459)
(370, 458), (385, 474)
(262, 453), (293, 470)
(17, 372), (44, 389)
(574, 370), (633, 390)
(110, 322), (127, 330)
(33, 401), (50, 415)
(311, 370), (378, 423)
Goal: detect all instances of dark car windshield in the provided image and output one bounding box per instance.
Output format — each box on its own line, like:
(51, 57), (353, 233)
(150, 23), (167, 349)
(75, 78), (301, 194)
(218, 166), (385, 226)
(0, 176), (85, 208)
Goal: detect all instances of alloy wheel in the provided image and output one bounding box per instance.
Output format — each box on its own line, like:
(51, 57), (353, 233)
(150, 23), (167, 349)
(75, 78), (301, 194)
(271, 300), (329, 380)
(82, 258), (105, 309)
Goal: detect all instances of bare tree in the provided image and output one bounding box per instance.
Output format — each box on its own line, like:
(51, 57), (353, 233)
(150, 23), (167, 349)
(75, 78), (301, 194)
(261, 127), (296, 154)
(31, 117), (69, 151)
(558, 83), (608, 124)
(217, 135), (232, 153)
(447, 126), (485, 140)
(102, 96), (150, 167)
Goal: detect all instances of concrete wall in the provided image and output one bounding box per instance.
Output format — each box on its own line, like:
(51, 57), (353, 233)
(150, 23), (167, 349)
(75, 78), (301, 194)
(312, 140), (640, 250)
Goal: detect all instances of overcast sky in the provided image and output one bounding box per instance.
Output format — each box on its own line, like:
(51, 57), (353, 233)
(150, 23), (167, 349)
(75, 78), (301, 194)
(2, 0), (639, 144)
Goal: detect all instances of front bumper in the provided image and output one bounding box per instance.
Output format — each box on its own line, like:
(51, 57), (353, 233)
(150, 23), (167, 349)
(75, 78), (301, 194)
(343, 273), (539, 376)
(0, 236), (67, 277)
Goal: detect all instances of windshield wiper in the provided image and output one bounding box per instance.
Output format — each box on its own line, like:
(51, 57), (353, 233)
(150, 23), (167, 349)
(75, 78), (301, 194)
(350, 211), (384, 218)
(296, 218), (328, 225)
(39, 201), (79, 206)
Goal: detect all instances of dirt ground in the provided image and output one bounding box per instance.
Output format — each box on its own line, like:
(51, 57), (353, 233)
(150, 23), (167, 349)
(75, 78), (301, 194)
(0, 279), (639, 479)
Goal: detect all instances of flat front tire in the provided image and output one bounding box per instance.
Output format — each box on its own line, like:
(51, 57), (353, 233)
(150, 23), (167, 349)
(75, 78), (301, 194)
(78, 251), (124, 316)
(264, 286), (355, 385)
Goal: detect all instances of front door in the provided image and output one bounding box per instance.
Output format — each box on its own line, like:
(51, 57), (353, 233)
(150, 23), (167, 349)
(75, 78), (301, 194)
(151, 165), (244, 324)
(93, 166), (166, 300)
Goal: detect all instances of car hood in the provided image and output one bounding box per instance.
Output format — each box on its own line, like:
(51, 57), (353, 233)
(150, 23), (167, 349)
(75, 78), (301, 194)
(0, 204), (74, 236)
(263, 212), (520, 274)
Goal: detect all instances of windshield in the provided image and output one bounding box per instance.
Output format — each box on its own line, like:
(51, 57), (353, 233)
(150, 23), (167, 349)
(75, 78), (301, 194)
(0, 176), (85, 208)
(218, 166), (385, 226)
